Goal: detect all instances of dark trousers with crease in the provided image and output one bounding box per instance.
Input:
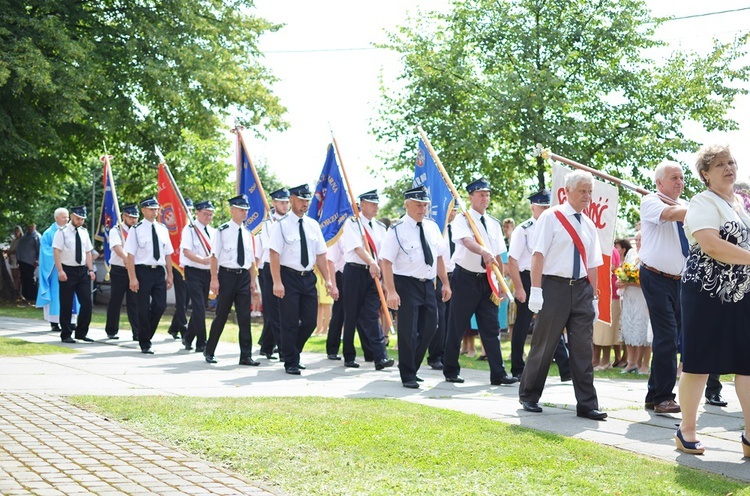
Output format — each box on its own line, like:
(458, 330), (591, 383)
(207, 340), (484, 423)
(60, 265), (91, 340)
(326, 271), (373, 359)
(168, 267), (189, 336)
(184, 266), (210, 349)
(444, 267), (509, 382)
(518, 276), (599, 411)
(342, 263), (387, 363)
(105, 265), (138, 338)
(279, 267), (317, 368)
(428, 276), (449, 365)
(205, 268), (252, 359)
(135, 265), (167, 351)
(259, 267), (282, 355)
(395, 275), (437, 383)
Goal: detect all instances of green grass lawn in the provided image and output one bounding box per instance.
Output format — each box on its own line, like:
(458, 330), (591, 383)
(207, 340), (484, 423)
(70, 396), (749, 496)
(0, 336), (77, 356)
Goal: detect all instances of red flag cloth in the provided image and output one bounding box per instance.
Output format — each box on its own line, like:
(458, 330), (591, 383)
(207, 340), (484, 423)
(157, 163), (188, 273)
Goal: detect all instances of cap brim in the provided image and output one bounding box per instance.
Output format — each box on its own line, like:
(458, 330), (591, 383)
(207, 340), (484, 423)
(230, 205), (250, 210)
(407, 198), (430, 203)
(294, 195), (312, 200)
(124, 212), (139, 217)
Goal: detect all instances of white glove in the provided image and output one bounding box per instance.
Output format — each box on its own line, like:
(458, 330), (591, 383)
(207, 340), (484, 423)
(528, 287), (544, 313)
(593, 298), (600, 322)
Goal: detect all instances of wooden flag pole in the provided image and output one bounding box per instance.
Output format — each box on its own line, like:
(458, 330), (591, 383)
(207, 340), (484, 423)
(329, 130), (396, 336)
(416, 126), (513, 301)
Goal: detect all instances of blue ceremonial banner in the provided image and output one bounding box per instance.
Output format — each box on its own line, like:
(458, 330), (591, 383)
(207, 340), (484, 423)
(309, 144), (353, 245)
(413, 139), (454, 233)
(237, 134), (268, 234)
(95, 156), (121, 270)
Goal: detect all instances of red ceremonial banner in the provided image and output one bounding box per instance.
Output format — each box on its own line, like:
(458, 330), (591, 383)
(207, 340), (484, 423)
(157, 163), (188, 273)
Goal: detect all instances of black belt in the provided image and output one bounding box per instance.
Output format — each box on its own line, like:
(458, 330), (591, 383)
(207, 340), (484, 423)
(640, 262), (681, 281)
(136, 264), (162, 269)
(544, 275), (588, 286)
(220, 267), (247, 274)
(456, 264), (484, 277)
(185, 266), (210, 272)
(346, 262), (369, 270)
(62, 264), (87, 270)
(395, 274), (431, 283)
(281, 265), (312, 276)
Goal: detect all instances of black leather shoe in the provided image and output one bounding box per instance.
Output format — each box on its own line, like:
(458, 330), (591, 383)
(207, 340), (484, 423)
(141, 348), (154, 354)
(204, 355), (217, 364)
(263, 353), (279, 360)
(132, 335), (139, 341)
(491, 376), (519, 386)
(445, 376), (465, 383)
(402, 380), (419, 389)
(286, 366), (301, 375)
(706, 394), (728, 407)
(77, 337), (94, 343)
(560, 375), (572, 382)
(415, 375), (424, 382)
(106, 335), (119, 340)
(577, 409), (608, 421)
(61, 337), (76, 344)
(298, 363), (307, 370)
(428, 361), (444, 370)
(168, 330), (180, 340)
(239, 358), (261, 366)
(375, 358), (394, 370)
(327, 354), (342, 360)
(520, 401), (543, 413)
(195, 345), (205, 353)
(344, 361), (360, 368)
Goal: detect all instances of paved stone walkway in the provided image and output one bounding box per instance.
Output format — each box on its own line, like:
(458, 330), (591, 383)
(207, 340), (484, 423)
(0, 394), (277, 496)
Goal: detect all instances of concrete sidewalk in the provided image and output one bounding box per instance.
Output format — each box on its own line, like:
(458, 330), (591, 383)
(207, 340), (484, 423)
(1, 316), (748, 493)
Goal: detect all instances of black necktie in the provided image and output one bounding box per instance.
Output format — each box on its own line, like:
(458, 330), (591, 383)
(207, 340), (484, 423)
(448, 224), (455, 256)
(237, 227), (245, 267)
(479, 216), (488, 268)
(75, 227), (82, 264)
(152, 223), (160, 261)
(676, 221), (690, 258)
(573, 213), (581, 278)
(299, 219), (309, 268)
(204, 226), (210, 237)
(417, 221), (433, 266)
(368, 220), (373, 230)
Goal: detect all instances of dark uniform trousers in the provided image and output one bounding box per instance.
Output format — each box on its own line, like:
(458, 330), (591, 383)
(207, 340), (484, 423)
(279, 267), (318, 369)
(205, 267), (253, 359)
(135, 265), (167, 351)
(168, 268), (189, 336)
(511, 269), (571, 378)
(184, 266), (210, 349)
(258, 266), (281, 355)
(639, 268), (679, 405)
(427, 276), (450, 365)
(519, 276), (598, 411)
(19, 261), (36, 302)
(326, 270), (374, 359)
(444, 267), (509, 382)
(342, 263), (387, 362)
(394, 275), (437, 383)
(59, 265), (92, 340)
(105, 265), (139, 339)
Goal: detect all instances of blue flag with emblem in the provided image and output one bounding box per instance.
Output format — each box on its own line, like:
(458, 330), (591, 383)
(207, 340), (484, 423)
(94, 156), (121, 271)
(309, 144), (354, 245)
(237, 131), (268, 234)
(413, 139), (454, 233)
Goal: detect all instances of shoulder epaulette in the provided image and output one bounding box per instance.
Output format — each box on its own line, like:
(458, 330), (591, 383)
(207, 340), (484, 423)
(278, 213), (289, 221)
(133, 221), (143, 228)
(349, 217), (358, 223)
(375, 219), (387, 228)
(520, 219), (533, 229)
(218, 223), (230, 231)
(391, 219), (404, 228)
(486, 214), (502, 224)
(423, 217), (438, 227)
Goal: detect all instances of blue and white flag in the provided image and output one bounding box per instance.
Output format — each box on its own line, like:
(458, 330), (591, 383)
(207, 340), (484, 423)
(95, 156), (121, 270)
(309, 144), (353, 245)
(413, 139), (454, 233)
(237, 132), (268, 234)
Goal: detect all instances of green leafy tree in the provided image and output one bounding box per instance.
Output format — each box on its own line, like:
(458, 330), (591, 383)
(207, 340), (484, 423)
(0, 0), (287, 232)
(374, 0), (749, 218)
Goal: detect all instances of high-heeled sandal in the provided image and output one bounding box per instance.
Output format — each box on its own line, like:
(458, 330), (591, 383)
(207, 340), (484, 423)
(741, 433), (750, 458)
(675, 428), (705, 455)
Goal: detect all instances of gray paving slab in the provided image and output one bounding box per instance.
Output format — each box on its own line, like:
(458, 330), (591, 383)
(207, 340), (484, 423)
(1, 315), (750, 493)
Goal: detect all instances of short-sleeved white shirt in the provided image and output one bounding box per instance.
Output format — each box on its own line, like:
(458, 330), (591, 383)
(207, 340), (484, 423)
(326, 238), (346, 273)
(53, 224), (93, 266)
(108, 224), (130, 267)
(268, 213), (327, 271)
(639, 193), (687, 275)
(211, 220), (255, 270)
(508, 217), (536, 272)
(341, 216), (387, 265)
(380, 215), (445, 279)
(532, 203), (603, 278)
(123, 219), (174, 266)
(180, 222), (215, 269)
(256, 213), (284, 269)
(451, 208), (506, 273)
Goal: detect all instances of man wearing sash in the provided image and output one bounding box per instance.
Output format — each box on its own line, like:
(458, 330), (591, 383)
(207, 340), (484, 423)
(519, 171), (606, 420)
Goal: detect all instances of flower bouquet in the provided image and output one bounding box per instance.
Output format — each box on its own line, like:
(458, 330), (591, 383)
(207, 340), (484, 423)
(615, 262), (639, 284)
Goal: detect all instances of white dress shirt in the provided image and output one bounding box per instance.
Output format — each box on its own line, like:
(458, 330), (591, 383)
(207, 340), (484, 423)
(180, 221), (215, 269)
(268, 213), (327, 271)
(256, 213), (285, 269)
(327, 238), (346, 273)
(639, 193), (687, 276)
(123, 219), (174, 266)
(108, 224), (130, 267)
(211, 220), (255, 270)
(451, 208), (506, 273)
(533, 203), (603, 278)
(380, 215), (445, 279)
(52, 224), (93, 266)
(341, 216), (387, 264)
(508, 217), (536, 272)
